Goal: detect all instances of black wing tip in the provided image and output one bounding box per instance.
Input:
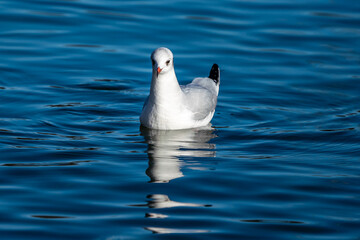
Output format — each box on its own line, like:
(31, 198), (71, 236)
(208, 63), (220, 84)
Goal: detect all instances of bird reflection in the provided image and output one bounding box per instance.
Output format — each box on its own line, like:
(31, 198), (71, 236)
(140, 125), (217, 183)
(145, 226), (210, 234)
(130, 194), (211, 209)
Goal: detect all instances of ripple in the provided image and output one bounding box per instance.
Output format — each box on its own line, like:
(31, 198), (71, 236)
(130, 194), (212, 209)
(319, 128), (356, 132)
(31, 215), (73, 219)
(240, 219), (304, 224)
(87, 10), (133, 18)
(65, 44), (101, 48)
(311, 11), (348, 18)
(145, 213), (168, 219)
(185, 16), (213, 21)
(145, 227), (210, 234)
(27, 11), (66, 17)
(1, 160), (92, 167)
(76, 81), (132, 91)
(47, 102), (98, 108)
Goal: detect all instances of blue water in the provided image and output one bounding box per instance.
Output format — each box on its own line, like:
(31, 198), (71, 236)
(1, 0), (360, 239)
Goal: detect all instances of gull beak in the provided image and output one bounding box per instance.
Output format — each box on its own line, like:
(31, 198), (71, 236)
(157, 67), (162, 74)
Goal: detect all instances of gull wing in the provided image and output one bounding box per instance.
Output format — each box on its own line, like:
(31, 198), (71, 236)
(181, 78), (218, 120)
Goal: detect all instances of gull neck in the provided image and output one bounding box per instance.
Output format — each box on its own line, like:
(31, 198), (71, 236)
(149, 68), (183, 104)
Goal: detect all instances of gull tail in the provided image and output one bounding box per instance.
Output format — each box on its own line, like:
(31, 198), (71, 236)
(208, 64), (220, 85)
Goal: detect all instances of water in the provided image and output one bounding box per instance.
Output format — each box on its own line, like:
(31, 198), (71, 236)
(1, 0), (360, 239)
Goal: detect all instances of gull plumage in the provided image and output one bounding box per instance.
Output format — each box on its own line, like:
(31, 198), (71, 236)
(140, 47), (220, 130)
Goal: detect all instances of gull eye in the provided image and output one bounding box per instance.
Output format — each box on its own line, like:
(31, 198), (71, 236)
(166, 59), (170, 66)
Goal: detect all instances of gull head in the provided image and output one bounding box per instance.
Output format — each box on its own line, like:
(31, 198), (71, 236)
(151, 47), (174, 77)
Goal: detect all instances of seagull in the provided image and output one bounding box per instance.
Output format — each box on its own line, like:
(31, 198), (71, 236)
(140, 47), (220, 130)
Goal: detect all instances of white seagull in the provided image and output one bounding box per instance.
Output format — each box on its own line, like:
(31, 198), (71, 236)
(140, 47), (220, 130)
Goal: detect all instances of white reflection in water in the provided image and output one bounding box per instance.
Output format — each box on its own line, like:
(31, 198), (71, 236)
(136, 126), (216, 234)
(140, 125), (217, 183)
(135, 194), (210, 209)
(145, 227), (210, 234)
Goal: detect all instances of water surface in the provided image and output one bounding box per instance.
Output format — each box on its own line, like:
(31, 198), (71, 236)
(1, 0), (360, 239)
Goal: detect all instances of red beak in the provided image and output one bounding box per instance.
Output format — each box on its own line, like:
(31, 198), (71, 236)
(157, 67), (162, 74)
